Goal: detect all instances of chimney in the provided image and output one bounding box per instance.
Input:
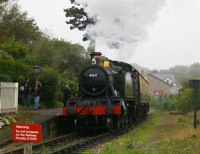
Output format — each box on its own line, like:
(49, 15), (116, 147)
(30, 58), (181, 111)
(90, 52), (102, 65)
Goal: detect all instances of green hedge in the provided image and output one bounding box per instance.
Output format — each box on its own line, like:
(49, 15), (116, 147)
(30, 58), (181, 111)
(0, 74), (12, 82)
(0, 59), (33, 81)
(39, 67), (58, 107)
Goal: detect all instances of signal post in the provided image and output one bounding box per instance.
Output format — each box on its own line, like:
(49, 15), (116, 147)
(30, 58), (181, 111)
(189, 79), (200, 129)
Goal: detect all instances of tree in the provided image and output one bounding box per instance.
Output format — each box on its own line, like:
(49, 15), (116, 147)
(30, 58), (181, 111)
(40, 67), (58, 107)
(0, 38), (28, 59)
(0, 0), (9, 4)
(0, 74), (12, 82)
(64, 0), (94, 31)
(189, 63), (200, 77)
(177, 79), (193, 111)
(51, 39), (89, 73)
(0, 3), (42, 44)
(0, 49), (13, 59)
(162, 65), (190, 84)
(30, 37), (89, 73)
(32, 37), (58, 67)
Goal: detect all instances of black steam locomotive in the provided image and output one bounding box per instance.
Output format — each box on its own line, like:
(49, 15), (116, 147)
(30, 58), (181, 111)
(63, 52), (150, 131)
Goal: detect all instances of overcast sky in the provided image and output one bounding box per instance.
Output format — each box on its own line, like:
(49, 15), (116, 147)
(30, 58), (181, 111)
(17, 0), (200, 70)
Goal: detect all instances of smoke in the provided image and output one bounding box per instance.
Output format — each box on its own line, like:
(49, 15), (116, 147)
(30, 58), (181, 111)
(76, 0), (166, 59)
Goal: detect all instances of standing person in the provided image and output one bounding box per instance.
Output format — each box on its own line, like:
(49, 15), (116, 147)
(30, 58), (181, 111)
(63, 85), (71, 106)
(34, 80), (42, 110)
(20, 78), (31, 107)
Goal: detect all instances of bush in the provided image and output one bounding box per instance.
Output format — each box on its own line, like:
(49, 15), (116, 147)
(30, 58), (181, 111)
(150, 96), (159, 107)
(150, 96), (165, 110)
(0, 74), (12, 82)
(0, 59), (33, 81)
(163, 95), (178, 111)
(16, 75), (25, 85)
(0, 40), (28, 59)
(177, 88), (193, 112)
(56, 71), (78, 102)
(0, 50), (14, 60)
(39, 67), (58, 107)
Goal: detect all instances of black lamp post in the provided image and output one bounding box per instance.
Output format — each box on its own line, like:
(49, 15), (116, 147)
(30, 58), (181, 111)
(33, 64), (40, 81)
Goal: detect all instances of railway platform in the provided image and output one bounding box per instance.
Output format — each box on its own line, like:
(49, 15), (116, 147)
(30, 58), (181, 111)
(0, 108), (68, 149)
(19, 107), (62, 116)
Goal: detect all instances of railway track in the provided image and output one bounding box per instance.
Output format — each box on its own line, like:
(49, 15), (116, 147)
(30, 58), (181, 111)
(53, 116), (148, 154)
(1, 133), (78, 154)
(1, 116), (148, 154)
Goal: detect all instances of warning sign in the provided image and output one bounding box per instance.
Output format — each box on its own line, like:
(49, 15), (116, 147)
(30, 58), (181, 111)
(12, 124), (42, 143)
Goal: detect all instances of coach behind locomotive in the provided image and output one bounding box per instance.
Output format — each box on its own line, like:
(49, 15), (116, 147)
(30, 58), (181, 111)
(63, 52), (150, 132)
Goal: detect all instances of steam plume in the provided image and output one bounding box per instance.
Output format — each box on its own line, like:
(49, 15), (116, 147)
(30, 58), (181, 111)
(76, 0), (166, 59)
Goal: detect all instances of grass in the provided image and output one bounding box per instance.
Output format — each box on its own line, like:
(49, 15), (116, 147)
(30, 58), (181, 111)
(98, 110), (200, 154)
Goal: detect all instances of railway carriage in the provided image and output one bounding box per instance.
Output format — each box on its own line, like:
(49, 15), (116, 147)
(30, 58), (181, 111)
(63, 52), (150, 131)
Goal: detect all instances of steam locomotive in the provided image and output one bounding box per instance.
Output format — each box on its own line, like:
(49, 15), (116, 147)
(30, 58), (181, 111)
(63, 52), (150, 131)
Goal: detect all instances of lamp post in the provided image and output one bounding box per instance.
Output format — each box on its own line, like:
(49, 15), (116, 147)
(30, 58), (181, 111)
(33, 65), (40, 82)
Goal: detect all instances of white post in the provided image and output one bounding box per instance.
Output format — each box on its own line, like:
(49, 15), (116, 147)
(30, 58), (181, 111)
(14, 83), (18, 113)
(24, 143), (32, 154)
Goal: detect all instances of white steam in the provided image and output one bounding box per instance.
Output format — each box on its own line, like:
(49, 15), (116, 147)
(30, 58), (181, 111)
(76, 0), (166, 60)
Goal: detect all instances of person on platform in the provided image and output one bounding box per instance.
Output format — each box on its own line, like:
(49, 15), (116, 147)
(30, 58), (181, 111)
(34, 80), (42, 110)
(20, 78), (31, 107)
(63, 85), (71, 106)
